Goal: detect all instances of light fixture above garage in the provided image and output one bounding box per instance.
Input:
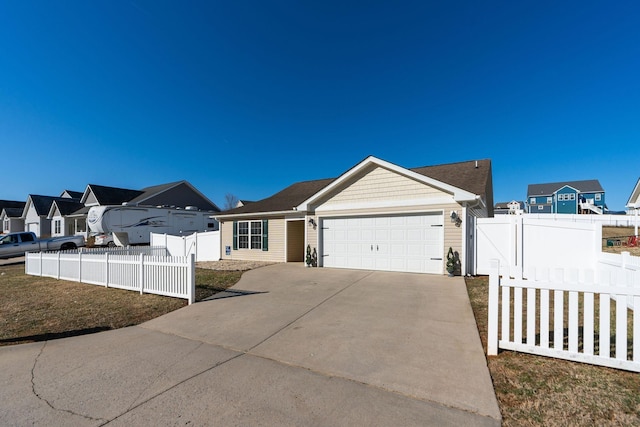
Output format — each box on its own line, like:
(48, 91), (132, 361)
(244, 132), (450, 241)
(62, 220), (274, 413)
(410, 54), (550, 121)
(308, 218), (317, 228)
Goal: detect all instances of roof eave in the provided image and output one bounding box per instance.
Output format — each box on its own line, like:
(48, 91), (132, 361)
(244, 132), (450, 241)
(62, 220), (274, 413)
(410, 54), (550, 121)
(297, 156), (480, 211)
(214, 209), (303, 220)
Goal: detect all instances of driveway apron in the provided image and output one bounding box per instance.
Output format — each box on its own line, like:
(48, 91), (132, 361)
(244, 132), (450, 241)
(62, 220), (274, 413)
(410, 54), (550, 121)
(0, 264), (501, 426)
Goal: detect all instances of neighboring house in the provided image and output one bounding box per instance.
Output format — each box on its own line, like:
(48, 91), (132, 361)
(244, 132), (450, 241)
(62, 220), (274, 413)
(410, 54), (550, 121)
(48, 199), (87, 237)
(81, 180), (219, 211)
(526, 180), (605, 214)
(60, 190), (83, 199)
(80, 184), (145, 207)
(235, 200), (254, 208)
(215, 156), (493, 276)
(626, 177), (640, 235)
(0, 200), (26, 233)
(626, 177), (640, 212)
(69, 180), (221, 238)
(494, 201), (525, 215)
(22, 192), (81, 238)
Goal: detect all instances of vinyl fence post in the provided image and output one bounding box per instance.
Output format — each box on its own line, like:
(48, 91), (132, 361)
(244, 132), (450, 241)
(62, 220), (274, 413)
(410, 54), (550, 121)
(57, 251), (61, 280)
(188, 253), (195, 305)
(39, 252), (43, 276)
(487, 259), (500, 356)
(78, 250), (82, 283)
(105, 252), (109, 288)
(139, 253), (145, 295)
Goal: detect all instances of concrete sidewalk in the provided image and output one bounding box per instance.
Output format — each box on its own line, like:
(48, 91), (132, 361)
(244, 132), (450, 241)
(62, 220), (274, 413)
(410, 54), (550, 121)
(0, 264), (501, 426)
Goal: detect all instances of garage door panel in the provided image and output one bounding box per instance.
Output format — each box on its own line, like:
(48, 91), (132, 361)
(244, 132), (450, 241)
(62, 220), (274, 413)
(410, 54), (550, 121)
(322, 213), (444, 274)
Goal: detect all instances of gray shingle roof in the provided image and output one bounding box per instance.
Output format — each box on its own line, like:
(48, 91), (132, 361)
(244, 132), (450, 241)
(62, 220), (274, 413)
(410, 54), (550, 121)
(221, 159), (493, 216)
(410, 159), (493, 204)
(0, 200), (25, 211)
(527, 180), (604, 196)
(85, 184), (144, 205)
(224, 178), (336, 215)
(62, 190), (83, 199)
(52, 199), (86, 216)
(2, 207), (24, 218)
(28, 195), (70, 216)
(127, 180), (220, 211)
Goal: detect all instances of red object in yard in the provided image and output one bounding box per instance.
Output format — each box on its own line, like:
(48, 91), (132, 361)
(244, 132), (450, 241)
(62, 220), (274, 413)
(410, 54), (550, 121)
(628, 236), (638, 247)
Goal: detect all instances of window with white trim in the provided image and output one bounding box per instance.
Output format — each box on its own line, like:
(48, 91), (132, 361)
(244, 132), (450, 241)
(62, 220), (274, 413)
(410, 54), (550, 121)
(538, 205), (544, 210)
(547, 197), (553, 204)
(530, 198), (536, 205)
(238, 220), (262, 250)
(595, 194), (601, 201)
(3, 219), (8, 232)
(54, 220), (61, 234)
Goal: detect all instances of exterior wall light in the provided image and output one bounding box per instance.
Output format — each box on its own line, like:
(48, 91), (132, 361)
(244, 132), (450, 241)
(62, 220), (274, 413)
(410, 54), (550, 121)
(450, 211), (462, 227)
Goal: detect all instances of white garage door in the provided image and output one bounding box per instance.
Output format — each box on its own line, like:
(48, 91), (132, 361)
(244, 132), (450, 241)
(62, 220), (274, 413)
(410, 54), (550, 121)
(321, 213), (444, 274)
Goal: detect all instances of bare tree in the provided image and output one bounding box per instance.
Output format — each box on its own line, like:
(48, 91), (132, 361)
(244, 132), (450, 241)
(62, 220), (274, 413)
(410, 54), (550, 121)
(224, 193), (239, 211)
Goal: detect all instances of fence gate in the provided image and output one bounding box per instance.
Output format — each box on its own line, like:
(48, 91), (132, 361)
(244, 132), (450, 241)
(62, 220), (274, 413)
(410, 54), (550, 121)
(487, 259), (640, 372)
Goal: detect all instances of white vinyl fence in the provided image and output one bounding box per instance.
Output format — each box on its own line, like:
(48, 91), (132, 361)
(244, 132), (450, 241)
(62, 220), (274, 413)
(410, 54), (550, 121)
(522, 212), (639, 228)
(25, 250), (196, 304)
(150, 231), (220, 261)
(487, 259), (640, 372)
(476, 215), (601, 278)
(481, 215), (640, 371)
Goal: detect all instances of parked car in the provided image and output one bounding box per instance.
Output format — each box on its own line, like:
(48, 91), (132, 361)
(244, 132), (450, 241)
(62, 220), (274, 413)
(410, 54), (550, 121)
(91, 232), (115, 247)
(0, 232), (85, 259)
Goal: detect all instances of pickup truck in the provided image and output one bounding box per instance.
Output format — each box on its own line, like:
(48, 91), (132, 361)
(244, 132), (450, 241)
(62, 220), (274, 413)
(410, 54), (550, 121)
(0, 232), (85, 259)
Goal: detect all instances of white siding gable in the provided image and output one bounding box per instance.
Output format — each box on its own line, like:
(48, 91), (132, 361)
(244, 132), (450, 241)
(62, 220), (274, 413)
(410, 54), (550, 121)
(315, 166), (452, 212)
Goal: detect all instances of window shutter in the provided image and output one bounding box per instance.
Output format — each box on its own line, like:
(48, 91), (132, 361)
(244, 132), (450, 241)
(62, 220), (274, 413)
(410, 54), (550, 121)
(262, 219), (268, 251)
(232, 221), (238, 250)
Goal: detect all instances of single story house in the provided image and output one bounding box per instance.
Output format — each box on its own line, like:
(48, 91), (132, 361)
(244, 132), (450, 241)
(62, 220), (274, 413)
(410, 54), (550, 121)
(626, 177), (640, 235)
(48, 199), (87, 237)
(22, 192), (81, 238)
(1, 200), (26, 234)
(494, 201), (525, 215)
(55, 180), (222, 237)
(526, 180), (605, 214)
(80, 180), (219, 212)
(215, 156), (493, 276)
(627, 177), (640, 212)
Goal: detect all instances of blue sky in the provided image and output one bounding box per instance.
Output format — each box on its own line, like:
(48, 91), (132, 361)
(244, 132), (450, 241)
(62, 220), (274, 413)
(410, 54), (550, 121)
(2, 1), (638, 210)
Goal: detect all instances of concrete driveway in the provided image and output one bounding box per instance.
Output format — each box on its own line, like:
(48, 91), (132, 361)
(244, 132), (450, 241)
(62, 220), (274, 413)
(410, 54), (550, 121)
(0, 264), (501, 426)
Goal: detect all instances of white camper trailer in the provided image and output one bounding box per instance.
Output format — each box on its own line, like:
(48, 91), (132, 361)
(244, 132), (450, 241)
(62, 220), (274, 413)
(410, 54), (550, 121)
(87, 205), (218, 246)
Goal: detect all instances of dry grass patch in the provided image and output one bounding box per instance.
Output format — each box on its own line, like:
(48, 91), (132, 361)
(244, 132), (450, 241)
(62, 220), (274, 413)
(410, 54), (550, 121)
(0, 263), (242, 346)
(602, 226), (640, 257)
(466, 276), (640, 426)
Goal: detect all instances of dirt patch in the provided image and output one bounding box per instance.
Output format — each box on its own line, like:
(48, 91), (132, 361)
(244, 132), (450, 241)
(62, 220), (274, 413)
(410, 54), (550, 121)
(601, 226), (640, 256)
(196, 260), (277, 271)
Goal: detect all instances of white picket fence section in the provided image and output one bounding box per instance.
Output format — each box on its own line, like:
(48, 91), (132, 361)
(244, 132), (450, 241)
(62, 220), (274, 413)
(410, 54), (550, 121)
(150, 231), (220, 261)
(25, 251), (196, 304)
(487, 259), (640, 372)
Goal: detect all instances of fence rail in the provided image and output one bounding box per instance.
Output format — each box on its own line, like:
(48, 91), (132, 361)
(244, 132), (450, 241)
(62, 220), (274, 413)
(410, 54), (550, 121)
(25, 251), (195, 304)
(488, 259), (640, 372)
(78, 246), (169, 256)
